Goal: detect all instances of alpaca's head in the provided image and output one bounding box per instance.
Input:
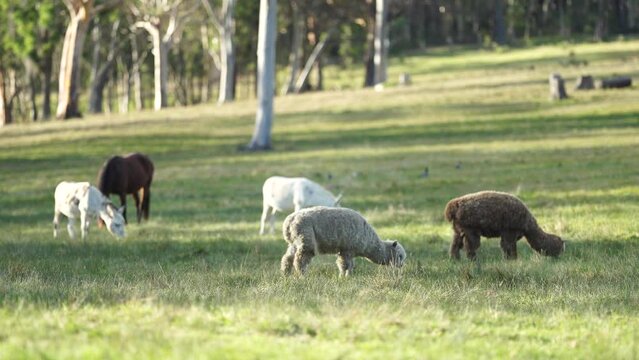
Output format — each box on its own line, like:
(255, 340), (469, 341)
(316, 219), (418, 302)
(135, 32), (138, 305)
(384, 240), (406, 267)
(101, 204), (126, 238)
(540, 233), (565, 257)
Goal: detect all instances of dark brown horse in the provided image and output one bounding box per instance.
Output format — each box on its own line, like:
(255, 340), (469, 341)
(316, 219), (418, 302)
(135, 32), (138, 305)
(97, 153), (154, 224)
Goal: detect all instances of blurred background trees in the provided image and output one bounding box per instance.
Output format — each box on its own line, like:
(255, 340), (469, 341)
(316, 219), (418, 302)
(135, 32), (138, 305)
(0, 0), (637, 125)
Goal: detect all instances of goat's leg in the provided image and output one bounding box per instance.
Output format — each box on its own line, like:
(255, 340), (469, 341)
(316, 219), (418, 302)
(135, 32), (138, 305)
(259, 203), (271, 235)
(80, 211), (89, 240)
(269, 208), (277, 234)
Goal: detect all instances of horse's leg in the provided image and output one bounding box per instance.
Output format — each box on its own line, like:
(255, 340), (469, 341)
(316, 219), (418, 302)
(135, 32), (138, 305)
(142, 186), (151, 221)
(53, 209), (61, 238)
(133, 190), (142, 224)
(119, 193), (128, 224)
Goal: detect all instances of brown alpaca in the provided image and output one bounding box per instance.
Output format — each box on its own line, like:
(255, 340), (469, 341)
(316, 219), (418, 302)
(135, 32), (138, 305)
(444, 191), (565, 260)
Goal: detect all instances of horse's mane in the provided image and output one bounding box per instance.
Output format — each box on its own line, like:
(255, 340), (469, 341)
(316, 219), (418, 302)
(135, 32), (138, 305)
(97, 156), (122, 194)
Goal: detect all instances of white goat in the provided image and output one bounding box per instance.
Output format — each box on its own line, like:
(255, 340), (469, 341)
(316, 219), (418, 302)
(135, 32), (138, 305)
(53, 181), (126, 240)
(260, 176), (342, 235)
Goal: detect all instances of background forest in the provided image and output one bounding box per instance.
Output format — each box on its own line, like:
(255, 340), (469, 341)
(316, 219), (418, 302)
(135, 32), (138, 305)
(0, 0), (637, 125)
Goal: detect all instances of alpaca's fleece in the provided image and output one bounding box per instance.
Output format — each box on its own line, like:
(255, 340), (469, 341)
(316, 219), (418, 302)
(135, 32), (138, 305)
(281, 206), (406, 276)
(260, 176), (342, 235)
(444, 191), (564, 260)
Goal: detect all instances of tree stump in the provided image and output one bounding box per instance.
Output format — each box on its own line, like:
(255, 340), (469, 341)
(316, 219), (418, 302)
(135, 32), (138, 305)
(574, 75), (594, 90)
(600, 77), (632, 89)
(549, 73), (568, 100)
(399, 73), (411, 86)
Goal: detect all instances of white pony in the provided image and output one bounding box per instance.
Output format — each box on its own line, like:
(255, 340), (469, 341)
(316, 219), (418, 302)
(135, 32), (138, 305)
(260, 176), (342, 235)
(53, 181), (126, 240)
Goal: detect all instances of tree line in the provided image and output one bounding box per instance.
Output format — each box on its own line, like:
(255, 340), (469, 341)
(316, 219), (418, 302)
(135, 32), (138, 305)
(0, 0), (636, 126)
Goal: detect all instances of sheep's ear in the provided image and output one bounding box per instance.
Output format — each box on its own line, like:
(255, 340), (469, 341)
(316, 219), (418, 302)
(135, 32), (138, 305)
(334, 193), (343, 206)
(392, 241), (398, 248)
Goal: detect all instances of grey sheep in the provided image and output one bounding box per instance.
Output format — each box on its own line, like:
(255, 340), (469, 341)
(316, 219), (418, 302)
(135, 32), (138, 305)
(281, 206), (406, 276)
(445, 191), (565, 260)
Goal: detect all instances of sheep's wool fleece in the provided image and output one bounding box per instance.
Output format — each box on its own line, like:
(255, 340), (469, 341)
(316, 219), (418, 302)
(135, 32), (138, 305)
(284, 206), (384, 255)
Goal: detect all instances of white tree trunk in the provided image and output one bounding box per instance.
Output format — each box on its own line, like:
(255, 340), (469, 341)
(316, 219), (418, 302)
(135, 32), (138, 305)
(373, 0), (388, 90)
(0, 68), (8, 126)
(284, 1), (304, 94)
(248, 0), (277, 151)
(218, 0), (236, 104)
(150, 29), (169, 110)
(57, 0), (92, 119)
(130, 33), (143, 111)
(293, 32), (332, 94)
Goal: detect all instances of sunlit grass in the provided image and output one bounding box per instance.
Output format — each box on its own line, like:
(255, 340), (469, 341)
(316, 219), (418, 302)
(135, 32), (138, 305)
(1, 39), (639, 358)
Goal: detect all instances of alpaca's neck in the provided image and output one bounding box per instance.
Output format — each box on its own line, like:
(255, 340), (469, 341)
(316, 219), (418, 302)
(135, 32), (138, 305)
(362, 239), (390, 265)
(525, 219), (551, 252)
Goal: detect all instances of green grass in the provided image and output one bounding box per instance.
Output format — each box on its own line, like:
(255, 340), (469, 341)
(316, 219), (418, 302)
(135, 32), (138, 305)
(1, 39), (639, 359)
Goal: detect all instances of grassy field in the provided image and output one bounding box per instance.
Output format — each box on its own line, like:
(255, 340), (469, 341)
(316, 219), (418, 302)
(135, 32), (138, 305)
(1, 39), (639, 359)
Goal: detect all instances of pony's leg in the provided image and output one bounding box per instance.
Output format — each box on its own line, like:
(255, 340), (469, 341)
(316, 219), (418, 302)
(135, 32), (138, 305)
(280, 244), (297, 275)
(133, 190), (142, 224)
(119, 193), (128, 224)
(259, 203), (271, 235)
(67, 218), (77, 240)
(80, 211), (89, 240)
(53, 209), (61, 238)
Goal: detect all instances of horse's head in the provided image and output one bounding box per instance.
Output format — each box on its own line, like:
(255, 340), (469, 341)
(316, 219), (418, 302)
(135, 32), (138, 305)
(101, 203), (126, 238)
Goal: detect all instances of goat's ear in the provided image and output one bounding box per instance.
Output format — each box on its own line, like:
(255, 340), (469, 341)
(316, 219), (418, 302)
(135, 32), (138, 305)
(334, 192), (343, 206)
(117, 205), (126, 214)
(392, 241), (398, 248)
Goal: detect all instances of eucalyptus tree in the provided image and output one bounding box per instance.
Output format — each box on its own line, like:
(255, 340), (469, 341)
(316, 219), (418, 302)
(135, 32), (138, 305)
(201, 0), (236, 104)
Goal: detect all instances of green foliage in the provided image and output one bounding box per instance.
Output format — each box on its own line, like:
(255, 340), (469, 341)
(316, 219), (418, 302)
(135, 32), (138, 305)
(1, 39), (639, 358)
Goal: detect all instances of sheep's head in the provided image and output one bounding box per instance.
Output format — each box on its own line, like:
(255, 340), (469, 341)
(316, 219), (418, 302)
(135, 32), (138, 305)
(540, 233), (564, 257)
(101, 204), (126, 239)
(385, 240), (406, 267)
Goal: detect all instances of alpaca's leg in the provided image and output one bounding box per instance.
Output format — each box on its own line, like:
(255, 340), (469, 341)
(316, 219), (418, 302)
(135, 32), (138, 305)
(259, 203), (271, 235)
(462, 228), (481, 260)
(500, 232), (518, 259)
(449, 230), (463, 260)
(293, 246), (314, 275)
(53, 210), (62, 238)
(119, 193), (128, 224)
(67, 218), (77, 240)
(280, 245), (297, 275)
(133, 191), (142, 224)
(336, 253), (354, 277)
(80, 211), (89, 240)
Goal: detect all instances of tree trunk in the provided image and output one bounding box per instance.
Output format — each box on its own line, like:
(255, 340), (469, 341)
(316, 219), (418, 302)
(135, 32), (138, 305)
(130, 33), (144, 111)
(153, 35), (169, 110)
(373, 0), (388, 90)
(89, 19), (120, 113)
(57, 0), (92, 119)
(364, 0), (376, 87)
(25, 61), (38, 121)
(494, 0), (507, 44)
(594, 0), (608, 40)
(284, 0), (304, 94)
(0, 68), (9, 126)
(218, 0), (236, 103)
(549, 73), (568, 100)
(293, 31), (332, 93)
(247, 0), (277, 151)
(118, 57), (130, 113)
(42, 50), (53, 119)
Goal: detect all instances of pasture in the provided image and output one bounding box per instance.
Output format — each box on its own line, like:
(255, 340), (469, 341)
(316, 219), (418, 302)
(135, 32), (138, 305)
(1, 39), (639, 359)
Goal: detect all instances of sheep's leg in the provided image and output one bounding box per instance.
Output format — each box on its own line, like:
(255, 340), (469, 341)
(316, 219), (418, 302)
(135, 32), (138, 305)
(500, 232), (518, 260)
(462, 228), (481, 260)
(67, 218), (78, 240)
(336, 252), (354, 277)
(80, 211), (89, 240)
(449, 229), (463, 260)
(280, 245), (297, 275)
(53, 209), (61, 238)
